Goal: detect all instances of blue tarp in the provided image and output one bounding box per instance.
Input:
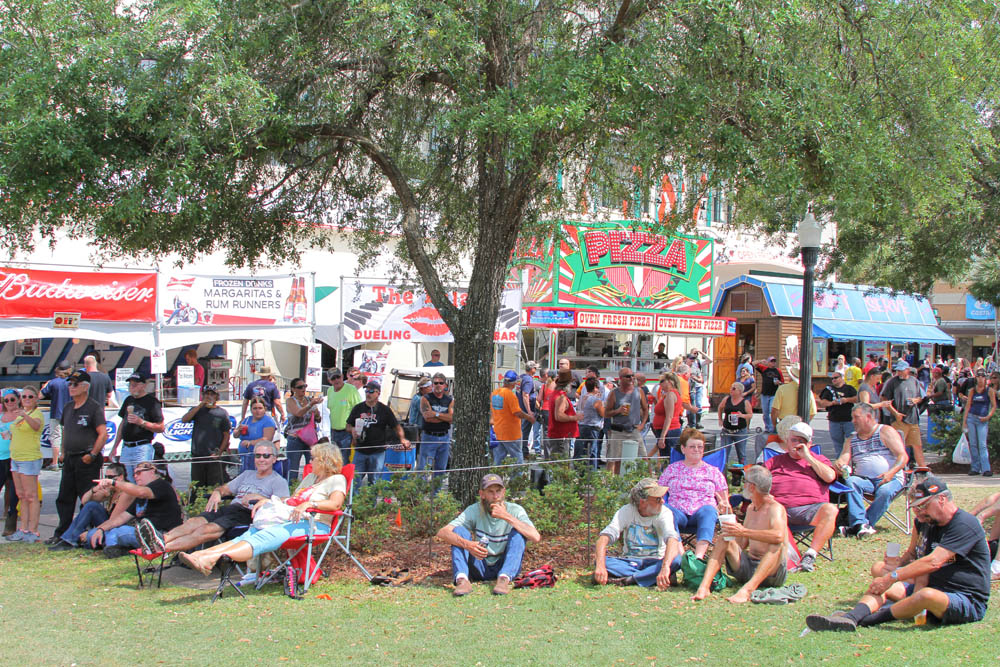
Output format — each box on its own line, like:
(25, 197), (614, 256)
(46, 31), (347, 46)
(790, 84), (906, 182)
(714, 275), (954, 344)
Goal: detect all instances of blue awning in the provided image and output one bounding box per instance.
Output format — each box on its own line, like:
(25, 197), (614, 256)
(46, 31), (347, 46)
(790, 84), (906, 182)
(811, 320), (954, 345)
(715, 275), (954, 345)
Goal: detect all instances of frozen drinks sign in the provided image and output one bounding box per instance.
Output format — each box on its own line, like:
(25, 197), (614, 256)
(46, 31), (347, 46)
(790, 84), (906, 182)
(161, 273), (312, 327)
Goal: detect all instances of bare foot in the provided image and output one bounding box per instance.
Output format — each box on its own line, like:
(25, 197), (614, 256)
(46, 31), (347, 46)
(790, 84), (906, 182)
(692, 588), (710, 601)
(200, 551), (222, 572)
(727, 589), (751, 604)
(178, 552), (212, 577)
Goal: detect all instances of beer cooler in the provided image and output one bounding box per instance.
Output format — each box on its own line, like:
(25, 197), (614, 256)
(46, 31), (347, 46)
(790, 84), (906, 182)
(206, 358), (232, 400)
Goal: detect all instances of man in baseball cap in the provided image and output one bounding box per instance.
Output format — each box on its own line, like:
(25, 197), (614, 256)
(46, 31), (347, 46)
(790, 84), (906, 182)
(593, 478), (682, 591)
(490, 370), (534, 466)
(881, 357), (926, 467)
(807, 474), (991, 632)
(437, 473), (540, 597)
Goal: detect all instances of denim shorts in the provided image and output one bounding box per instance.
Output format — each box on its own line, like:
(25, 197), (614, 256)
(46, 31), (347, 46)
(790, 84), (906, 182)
(901, 583), (987, 625)
(11, 458), (42, 475)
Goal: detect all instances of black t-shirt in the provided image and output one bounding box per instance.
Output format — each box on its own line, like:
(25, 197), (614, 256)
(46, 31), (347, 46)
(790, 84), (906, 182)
(757, 365), (783, 396)
(722, 397), (748, 432)
(347, 401), (399, 453)
(61, 398), (106, 454)
(118, 393), (163, 443)
(422, 393), (453, 436)
(127, 478), (183, 532)
(87, 372), (114, 406)
(917, 509), (990, 607)
(820, 383), (857, 422)
(189, 406), (231, 457)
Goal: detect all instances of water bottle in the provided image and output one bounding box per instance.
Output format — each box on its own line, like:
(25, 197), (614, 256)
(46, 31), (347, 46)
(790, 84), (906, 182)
(477, 535), (489, 559)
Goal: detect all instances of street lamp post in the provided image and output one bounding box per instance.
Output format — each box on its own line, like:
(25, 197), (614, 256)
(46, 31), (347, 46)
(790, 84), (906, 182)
(798, 210), (823, 421)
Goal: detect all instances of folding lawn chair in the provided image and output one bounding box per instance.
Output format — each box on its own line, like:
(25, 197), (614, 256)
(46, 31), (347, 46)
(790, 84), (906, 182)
(667, 445), (731, 548)
(129, 548), (168, 589)
(252, 463), (372, 598)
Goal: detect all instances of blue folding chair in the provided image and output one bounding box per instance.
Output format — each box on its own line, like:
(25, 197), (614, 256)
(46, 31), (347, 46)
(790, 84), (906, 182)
(666, 445), (732, 547)
(760, 446), (848, 562)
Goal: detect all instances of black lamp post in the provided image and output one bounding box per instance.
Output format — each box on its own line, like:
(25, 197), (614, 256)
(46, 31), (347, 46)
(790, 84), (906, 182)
(798, 210), (823, 421)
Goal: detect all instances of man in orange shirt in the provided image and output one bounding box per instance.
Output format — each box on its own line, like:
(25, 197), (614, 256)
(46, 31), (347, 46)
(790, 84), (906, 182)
(491, 371), (534, 465)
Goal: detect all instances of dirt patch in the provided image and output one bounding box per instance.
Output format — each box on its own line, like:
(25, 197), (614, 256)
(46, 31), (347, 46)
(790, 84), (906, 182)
(928, 460), (997, 475)
(322, 524), (600, 585)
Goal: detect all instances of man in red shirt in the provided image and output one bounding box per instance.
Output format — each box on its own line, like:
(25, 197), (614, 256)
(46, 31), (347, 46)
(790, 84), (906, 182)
(763, 422), (838, 573)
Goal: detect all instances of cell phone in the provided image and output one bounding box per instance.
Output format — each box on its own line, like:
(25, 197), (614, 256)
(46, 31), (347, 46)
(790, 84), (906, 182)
(885, 542), (901, 558)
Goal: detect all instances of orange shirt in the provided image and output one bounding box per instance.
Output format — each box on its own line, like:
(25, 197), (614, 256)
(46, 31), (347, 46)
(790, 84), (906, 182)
(677, 376), (691, 408)
(491, 387), (522, 441)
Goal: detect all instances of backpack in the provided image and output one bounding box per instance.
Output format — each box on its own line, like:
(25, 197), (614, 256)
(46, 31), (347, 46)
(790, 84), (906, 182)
(679, 551), (731, 592)
(513, 565), (557, 589)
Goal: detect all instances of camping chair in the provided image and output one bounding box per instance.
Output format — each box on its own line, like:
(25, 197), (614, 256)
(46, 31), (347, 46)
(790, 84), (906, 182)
(667, 445), (731, 548)
(253, 463), (372, 597)
(857, 468), (917, 536)
(129, 548), (168, 589)
(760, 446), (849, 563)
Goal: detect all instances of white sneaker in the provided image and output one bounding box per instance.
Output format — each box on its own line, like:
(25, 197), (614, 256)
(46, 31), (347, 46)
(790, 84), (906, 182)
(856, 524), (876, 539)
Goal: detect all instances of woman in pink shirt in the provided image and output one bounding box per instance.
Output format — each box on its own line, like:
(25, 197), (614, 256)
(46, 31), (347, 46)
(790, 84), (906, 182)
(657, 429), (730, 559)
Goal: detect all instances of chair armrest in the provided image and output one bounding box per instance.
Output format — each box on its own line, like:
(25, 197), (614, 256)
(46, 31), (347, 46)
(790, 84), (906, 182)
(306, 508), (345, 517)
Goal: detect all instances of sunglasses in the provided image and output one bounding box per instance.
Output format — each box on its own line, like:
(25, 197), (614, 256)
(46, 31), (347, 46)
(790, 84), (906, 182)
(292, 385), (306, 390)
(365, 389), (378, 394)
(621, 374), (634, 379)
(3, 397), (18, 403)
(68, 381), (81, 386)
(254, 453), (274, 459)
(433, 381), (446, 385)
(135, 467), (155, 474)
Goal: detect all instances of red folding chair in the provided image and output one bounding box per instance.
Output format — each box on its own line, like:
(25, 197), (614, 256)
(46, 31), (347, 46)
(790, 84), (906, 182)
(129, 549), (168, 589)
(255, 463), (372, 597)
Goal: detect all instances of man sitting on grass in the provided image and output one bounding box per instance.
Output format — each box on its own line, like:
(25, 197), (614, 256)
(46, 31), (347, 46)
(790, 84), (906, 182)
(763, 422), (838, 572)
(85, 462), (183, 558)
(436, 473), (541, 597)
(692, 465), (788, 604)
(592, 478), (682, 590)
(806, 476), (991, 631)
(136, 441), (289, 555)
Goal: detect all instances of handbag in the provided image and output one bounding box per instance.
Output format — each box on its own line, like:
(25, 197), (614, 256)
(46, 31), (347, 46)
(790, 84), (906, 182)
(252, 496), (294, 528)
(680, 551), (732, 592)
(297, 412), (319, 446)
(953, 433), (972, 465)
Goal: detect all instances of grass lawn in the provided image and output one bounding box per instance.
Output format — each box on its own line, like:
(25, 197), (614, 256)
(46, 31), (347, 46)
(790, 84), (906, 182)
(1, 487), (997, 666)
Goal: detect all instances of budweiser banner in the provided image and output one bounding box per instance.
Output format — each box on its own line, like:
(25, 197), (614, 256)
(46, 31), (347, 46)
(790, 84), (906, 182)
(160, 273), (313, 327)
(341, 280), (522, 343)
(0, 267), (157, 322)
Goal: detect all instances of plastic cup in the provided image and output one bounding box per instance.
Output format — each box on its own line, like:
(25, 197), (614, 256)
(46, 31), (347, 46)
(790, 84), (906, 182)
(719, 514), (737, 541)
(621, 403), (631, 416)
(126, 405), (134, 415)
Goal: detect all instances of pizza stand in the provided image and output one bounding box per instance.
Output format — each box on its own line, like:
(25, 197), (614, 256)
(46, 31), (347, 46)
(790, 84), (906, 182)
(0, 264), (318, 462)
(513, 221), (736, 384)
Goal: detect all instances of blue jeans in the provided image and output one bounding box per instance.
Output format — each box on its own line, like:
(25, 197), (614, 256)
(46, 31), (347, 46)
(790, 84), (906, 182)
(418, 432), (451, 477)
(604, 556), (682, 588)
(691, 384), (703, 414)
(578, 424), (602, 467)
(828, 421), (855, 451)
(233, 519), (331, 556)
(331, 430), (352, 463)
(667, 503), (719, 542)
(966, 415), (991, 474)
(845, 475), (905, 528)
(88, 524), (140, 549)
(237, 441), (255, 473)
(119, 443), (153, 482)
(450, 525), (525, 582)
(353, 449), (386, 487)
(720, 429), (749, 464)
(761, 395), (775, 432)
(492, 440), (523, 466)
(664, 427), (682, 452)
(521, 416), (542, 455)
(61, 500), (109, 547)
(284, 435), (311, 482)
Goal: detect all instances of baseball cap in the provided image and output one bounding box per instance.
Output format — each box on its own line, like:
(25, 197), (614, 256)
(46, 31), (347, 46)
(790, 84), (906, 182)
(788, 422), (813, 441)
(55, 360), (72, 371)
(202, 384), (219, 395)
(68, 370), (91, 384)
(503, 370), (519, 382)
(364, 381), (381, 392)
(480, 473), (505, 490)
(126, 373), (146, 383)
(910, 475), (948, 507)
(893, 360), (910, 371)
(630, 478), (668, 505)
(767, 356), (777, 362)
(327, 368), (342, 379)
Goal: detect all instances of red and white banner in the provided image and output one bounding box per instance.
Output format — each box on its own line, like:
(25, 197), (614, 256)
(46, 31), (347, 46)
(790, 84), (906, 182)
(0, 267), (157, 322)
(341, 281), (522, 344)
(159, 273), (312, 327)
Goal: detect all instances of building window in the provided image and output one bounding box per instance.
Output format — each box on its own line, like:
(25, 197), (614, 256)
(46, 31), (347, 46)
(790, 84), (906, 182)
(730, 291), (761, 313)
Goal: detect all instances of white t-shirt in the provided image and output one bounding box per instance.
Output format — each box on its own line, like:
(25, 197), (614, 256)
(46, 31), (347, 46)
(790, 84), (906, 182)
(294, 472), (347, 525)
(600, 504), (679, 559)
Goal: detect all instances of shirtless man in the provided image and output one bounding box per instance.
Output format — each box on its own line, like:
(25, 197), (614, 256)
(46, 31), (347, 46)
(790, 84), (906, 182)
(692, 465), (788, 604)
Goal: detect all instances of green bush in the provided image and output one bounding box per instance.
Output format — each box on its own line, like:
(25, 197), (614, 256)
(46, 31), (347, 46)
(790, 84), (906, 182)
(930, 410), (1000, 461)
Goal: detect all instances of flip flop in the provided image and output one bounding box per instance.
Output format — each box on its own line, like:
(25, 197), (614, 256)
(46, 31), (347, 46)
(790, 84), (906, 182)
(178, 552), (212, 577)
